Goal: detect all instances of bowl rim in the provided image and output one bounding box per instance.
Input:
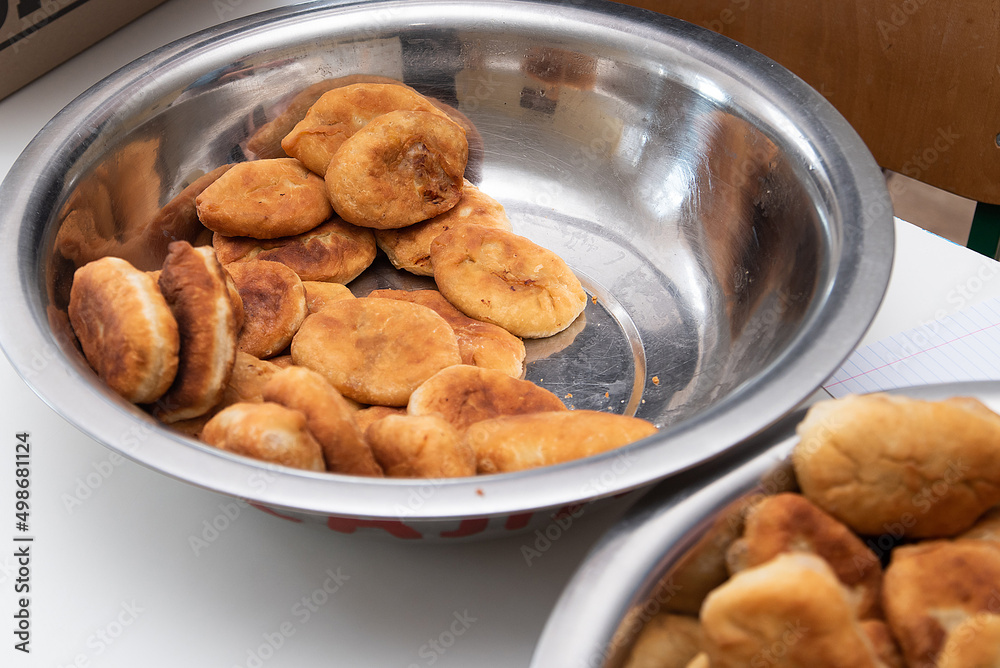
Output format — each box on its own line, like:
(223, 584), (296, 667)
(0, 0), (894, 520)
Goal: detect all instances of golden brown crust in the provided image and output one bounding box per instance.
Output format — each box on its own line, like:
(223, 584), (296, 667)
(303, 280), (355, 314)
(882, 539), (1000, 667)
(325, 110), (468, 229)
(367, 289), (525, 378)
(684, 654), (710, 668)
(467, 410), (658, 474)
(153, 242), (239, 423)
(290, 298), (462, 406)
(937, 614), (1000, 668)
(201, 402), (325, 471)
(431, 223), (587, 338)
(725, 493), (884, 619)
(793, 394), (1000, 538)
(860, 620), (905, 668)
(700, 553), (884, 668)
(222, 352), (282, 405)
(373, 180), (511, 276)
(67, 257), (179, 404)
(365, 414), (474, 478)
(262, 366), (383, 476)
(959, 506), (1000, 543)
(623, 614), (703, 668)
(408, 364), (565, 433)
(212, 217), (376, 283)
(281, 82), (453, 175)
(195, 158), (332, 239)
(227, 260), (308, 359)
(353, 406), (407, 433)
(268, 354), (295, 369)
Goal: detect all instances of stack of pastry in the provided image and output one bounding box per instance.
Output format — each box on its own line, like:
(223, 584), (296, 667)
(624, 393), (1000, 668)
(64, 80), (657, 479)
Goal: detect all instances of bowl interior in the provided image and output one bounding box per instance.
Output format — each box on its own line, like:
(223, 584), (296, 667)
(0, 0), (893, 519)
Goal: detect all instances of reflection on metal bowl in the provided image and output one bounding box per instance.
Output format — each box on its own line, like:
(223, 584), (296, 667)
(0, 0), (892, 540)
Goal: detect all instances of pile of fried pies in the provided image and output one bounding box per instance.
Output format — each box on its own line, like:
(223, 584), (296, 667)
(623, 393), (1000, 668)
(65, 80), (657, 479)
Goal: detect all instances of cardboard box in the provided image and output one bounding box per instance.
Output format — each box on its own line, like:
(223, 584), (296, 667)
(0, 0), (168, 101)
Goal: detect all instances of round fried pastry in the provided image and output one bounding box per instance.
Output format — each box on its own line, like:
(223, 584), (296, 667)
(700, 553), (884, 668)
(262, 366), (382, 476)
(290, 298), (462, 406)
(195, 158), (331, 239)
(467, 410), (658, 474)
(366, 414), (474, 478)
(725, 492), (883, 619)
(325, 110), (467, 229)
(792, 393), (1000, 538)
(153, 242), (239, 423)
(373, 180), (511, 276)
(408, 365), (565, 432)
(201, 402), (324, 471)
(68, 256), (179, 404)
(368, 289), (525, 377)
(303, 280), (355, 314)
(281, 82), (453, 175)
(431, 224), (587, 338)
(212, 217), (376, 283)
(227, 260), (308, 358)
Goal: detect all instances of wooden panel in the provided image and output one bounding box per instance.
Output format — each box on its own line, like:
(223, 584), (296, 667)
(615, 0), (1000, 204)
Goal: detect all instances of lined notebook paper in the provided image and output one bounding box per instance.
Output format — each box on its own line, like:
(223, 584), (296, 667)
(822, 297), (1000, 398)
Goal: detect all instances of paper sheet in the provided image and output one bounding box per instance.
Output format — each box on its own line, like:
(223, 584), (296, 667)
(822, 296), (1000, 397)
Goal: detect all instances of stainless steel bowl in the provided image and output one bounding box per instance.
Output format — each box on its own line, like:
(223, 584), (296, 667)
(0, 0), (893, 539)
(532, 381), (1000, 667)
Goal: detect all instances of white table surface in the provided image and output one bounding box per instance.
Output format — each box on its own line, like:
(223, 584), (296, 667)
(3, 1), (1000, 666)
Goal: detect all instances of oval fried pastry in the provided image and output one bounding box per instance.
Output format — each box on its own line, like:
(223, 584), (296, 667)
(212, 217), (376, 283)
(374, 180), (512, 276)
(368, 289), (525, 378)
(325, 110), (467, 229)
(725, 492), (883, 620)
(281, 82), (453, 175)
(366, 414), (474, 478)
(227, 260), (308, 358)
(793, 393), (1000, 538)
(700, 553), (885, 668)
(467, 410), (657, 474)
(201, 402), (324, 471)
(431, 224), (587, 338)
(195, 158), (332, 239)
(290, 298), (462, 406)
(262, 366), (382, 477)
(68, 256), (179, 404)
(408, 365), (565, 432)
(154, 242), (239, 423)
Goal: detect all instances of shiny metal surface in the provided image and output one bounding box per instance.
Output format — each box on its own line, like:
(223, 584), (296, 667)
(532, 381), (1000, 667)
(0, 0), (892, 534)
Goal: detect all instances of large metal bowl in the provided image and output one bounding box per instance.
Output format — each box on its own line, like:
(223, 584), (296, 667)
(531, 381), (1000, 667)
(0, 0), (892, 539)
